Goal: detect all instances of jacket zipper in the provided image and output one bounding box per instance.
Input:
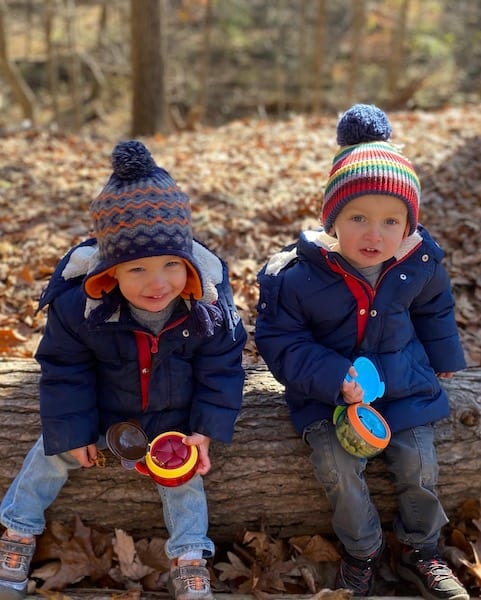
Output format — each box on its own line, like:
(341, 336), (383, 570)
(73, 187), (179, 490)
(134, 315), (189, 411)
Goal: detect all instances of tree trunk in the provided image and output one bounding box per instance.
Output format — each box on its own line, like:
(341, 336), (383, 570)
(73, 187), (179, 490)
(0, 0), (36, 124)
(387, 0), (410, 98)
(65, 0), (83, 131)
(310, 0), (326, 114)
(130, 0), (169, 136)
(347, 0), (366, 105)
(1, 358), (480, 543)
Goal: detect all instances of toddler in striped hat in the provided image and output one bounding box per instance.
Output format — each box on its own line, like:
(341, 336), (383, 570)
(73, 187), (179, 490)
(318, 104), (421, 272)
(322, 103), (420, 237)
(255, 104), (467, 600)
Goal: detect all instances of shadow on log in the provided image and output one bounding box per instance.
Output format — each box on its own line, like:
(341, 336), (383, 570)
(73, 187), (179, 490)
(1, 358), (480, 543)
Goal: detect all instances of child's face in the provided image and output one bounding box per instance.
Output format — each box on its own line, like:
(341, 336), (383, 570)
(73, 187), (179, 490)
(114, 255), (187, 312)
(329, 194), (410, 269)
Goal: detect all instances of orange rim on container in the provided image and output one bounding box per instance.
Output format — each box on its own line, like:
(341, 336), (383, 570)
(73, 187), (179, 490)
(346, 404), (391, 450)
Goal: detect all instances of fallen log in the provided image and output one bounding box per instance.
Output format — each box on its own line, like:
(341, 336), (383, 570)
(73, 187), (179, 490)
(0, 358), (480, 543)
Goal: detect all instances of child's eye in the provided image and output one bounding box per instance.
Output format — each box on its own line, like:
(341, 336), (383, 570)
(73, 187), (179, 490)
(351, 215), (365, 222)
(128, 266), (145, 273)
(385, 218), (399, 225)
(166, 260), (182, 268)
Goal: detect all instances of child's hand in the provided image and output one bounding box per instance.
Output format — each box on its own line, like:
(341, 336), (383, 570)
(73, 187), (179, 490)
(341, 366), (365, 404)
(183, 432), (211, 476)
(68, 443), (98, 468)
(437, 372), (454, 379)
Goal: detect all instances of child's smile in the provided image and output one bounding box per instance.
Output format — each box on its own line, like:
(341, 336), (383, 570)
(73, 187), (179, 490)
(114, 255), (188, 312)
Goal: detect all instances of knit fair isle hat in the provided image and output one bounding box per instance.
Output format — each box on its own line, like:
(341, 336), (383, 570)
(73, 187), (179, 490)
(322, 104), (421, 236)
(84, 140), (203, 300)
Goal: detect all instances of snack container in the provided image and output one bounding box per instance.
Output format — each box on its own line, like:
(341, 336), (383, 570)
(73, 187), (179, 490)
(106, 422), (199, 486)
(140, 431), (199, 487)
(333, 403), (391, 458)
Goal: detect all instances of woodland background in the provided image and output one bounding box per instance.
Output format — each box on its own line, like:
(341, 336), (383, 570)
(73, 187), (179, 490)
(0, 1), (481, 598)
(1, 0), (480, 365)
(1, 0), (481, 135)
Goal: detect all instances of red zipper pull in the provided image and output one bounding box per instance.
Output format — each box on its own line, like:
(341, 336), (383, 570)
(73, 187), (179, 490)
(150, 336), (159, 354)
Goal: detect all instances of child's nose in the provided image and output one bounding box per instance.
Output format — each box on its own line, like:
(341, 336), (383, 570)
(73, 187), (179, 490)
(364, 223), (382, 240)
(150, 272), (168, 288)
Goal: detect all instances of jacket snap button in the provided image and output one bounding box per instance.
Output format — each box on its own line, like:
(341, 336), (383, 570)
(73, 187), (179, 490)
(182, 329), (190, 337)
(400, 273), (407, 280)
(359, 309), (366, 316)
(260, 302), (267, 309)
(422, 254), (429, 262)
(370, 309), (377, 317)
(142, 368), (150, 375)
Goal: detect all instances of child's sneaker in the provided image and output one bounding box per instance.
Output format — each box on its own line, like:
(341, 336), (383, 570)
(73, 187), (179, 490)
(397, 545), (469, 600)
(168, 559), (215, 600)
(335, 546), (381, 596)
(0, 533), (36, 599)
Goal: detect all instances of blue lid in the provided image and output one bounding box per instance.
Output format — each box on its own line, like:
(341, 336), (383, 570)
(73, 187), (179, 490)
(357, 405), (389, 438)
(345, 357), (385, 403)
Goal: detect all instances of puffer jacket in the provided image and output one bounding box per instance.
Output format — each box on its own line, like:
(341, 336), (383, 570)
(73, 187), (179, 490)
(255, 225), (466, 435)
(36, 238), (247, 455)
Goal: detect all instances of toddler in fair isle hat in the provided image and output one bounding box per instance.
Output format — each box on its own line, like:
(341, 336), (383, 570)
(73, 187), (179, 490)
(84, 140), (203, 301)
(322, 103), (421, 236)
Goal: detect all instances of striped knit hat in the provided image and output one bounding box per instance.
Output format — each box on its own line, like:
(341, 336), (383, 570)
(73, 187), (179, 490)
(322, 104), (420, 236)
(84, 140), (202, 300)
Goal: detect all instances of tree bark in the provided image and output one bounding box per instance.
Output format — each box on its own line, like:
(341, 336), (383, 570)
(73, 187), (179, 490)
(130, 0), (169, 136)
(0, 0), (36, 124)
(0, 358), (480, 543)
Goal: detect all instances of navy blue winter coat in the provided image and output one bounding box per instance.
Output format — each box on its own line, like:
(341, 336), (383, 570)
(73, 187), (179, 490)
(255, 226), (466, 435)
(36, 238), (246, 455)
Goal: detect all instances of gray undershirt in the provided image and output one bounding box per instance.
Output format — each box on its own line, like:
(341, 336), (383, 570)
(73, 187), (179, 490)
(129, 299), (179, 335)
(357, 264), (383, 287)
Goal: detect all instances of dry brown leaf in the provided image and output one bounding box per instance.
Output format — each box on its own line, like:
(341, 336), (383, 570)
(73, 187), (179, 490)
(36, 515), (112, 591)
(0, 328), (27, 352)
(458, 543), (481, 586)
(215, 550), (252, 582)
(112, 528), (155, 581)
(36, 591), (76, 599)
(134, 536), (170, 572)
(289, 534), (340, 563)
(313, 589), (353, 600)
(243, 530), (286, 564)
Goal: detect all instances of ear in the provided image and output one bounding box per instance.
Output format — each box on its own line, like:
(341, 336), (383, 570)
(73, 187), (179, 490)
(403, 222), (410, 238)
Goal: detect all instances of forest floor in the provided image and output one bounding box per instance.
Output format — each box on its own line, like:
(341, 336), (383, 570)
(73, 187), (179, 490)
(1, 104), (481, 366)
(0, 106), (481, 598)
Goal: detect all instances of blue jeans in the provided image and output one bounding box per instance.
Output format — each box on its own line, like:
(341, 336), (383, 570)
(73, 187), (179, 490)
(0, 436), (214, 560)
(304, 420), (448, 560)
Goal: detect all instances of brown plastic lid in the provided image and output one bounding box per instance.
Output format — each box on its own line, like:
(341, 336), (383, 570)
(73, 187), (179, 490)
(106, 421), (148, 463)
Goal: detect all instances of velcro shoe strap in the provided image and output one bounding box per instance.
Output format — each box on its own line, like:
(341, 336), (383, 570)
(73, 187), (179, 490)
(0, 538), (36, 558)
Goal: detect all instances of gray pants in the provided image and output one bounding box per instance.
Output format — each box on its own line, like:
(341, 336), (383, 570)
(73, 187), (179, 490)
(304, 420), (448, 559)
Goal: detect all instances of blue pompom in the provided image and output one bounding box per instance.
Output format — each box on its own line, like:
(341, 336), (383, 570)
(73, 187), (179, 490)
(111, 140), (157, 180)
(336, 104), (392, 146)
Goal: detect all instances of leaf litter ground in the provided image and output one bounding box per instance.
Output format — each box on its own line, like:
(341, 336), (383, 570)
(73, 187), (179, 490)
(1, 107), (481, 597)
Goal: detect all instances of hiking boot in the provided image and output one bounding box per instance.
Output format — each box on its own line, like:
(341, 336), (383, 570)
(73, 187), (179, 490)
(0, 533), (36, 599)
(168, 559), (215, 600)
(397, 545), (469, 600)
(335, 546), (381, 596)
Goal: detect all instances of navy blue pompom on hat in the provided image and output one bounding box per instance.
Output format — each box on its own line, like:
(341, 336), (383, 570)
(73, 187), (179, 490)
(323, 103), (421, 236)
(336, 103), (392, 146)
(84, 140), (203, 300)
